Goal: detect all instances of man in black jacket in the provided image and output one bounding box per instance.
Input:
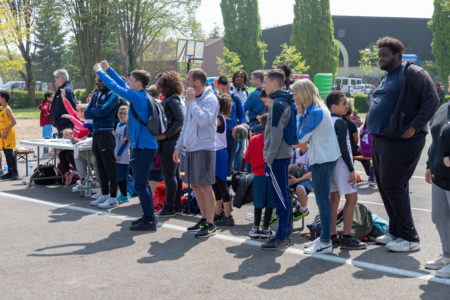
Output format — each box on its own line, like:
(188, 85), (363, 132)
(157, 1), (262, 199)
(50, 69), (77, 137)
(367, 37), (439, 252)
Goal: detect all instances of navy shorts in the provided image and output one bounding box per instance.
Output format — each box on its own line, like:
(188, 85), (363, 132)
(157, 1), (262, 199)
(293, 179), (313, 195)
(252, 175), (275, 209)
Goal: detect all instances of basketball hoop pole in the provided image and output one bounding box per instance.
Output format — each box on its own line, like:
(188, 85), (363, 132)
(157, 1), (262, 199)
(186, 55), (204, 74)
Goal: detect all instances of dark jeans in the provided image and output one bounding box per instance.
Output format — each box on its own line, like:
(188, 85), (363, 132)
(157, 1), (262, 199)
(372, 135), (425, 242)
(160, 138), (182, 210)
(92, 132), (117, 197)
(226, 134), (237, 176)
(3, 149), (17, 175)
(130, 148), (157, 222)
(311, 160), (337, 243)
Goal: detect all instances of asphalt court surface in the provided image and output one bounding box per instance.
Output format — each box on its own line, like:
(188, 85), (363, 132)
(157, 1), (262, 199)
(1, 135), (450, 299)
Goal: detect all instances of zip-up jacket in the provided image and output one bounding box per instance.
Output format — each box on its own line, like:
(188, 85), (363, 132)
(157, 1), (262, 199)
(50, 81), (76, 129)
(97, 68), (158, 150)
(84, 87), (118, 133)
(175, 87), (219, 152)
(427, 103), (450, 190)
(377, 62), (439, 138)
(263, 90), (294, 165)
(244, 87), (265, 124)
(226, 92), (247, 136)
(161, 93), (184, 140)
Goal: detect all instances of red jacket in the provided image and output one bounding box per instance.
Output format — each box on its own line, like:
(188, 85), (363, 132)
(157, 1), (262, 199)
(63, 99), (89, 139)
(38, 99), (52, 127)
(244, 133), (266, 176)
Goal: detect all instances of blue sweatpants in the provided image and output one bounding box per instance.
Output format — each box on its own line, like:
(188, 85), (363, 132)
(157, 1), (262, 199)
(266, 158), (292, 241)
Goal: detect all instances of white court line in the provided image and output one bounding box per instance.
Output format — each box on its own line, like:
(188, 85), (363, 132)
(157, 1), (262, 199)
(355, 170), (425, 180)
(1, 191), (448, 286)
(307, 194), (431, 212)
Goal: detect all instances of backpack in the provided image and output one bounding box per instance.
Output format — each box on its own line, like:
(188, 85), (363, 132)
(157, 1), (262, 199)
(336, 203), (373, 240)
(307, 208), (344, 241)
(278, 98), (298, 145)
(30, 163), (60, 185)
(130, 94), (167, 136)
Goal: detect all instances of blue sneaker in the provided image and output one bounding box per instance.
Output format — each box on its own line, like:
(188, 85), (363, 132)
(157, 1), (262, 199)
(117, 193), (130, 204)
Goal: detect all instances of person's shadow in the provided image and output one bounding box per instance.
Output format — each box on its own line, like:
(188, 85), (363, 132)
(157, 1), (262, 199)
(419, 281), (450, 299)
(223, 243), (283, 280)
(29, 221), (145, 257)
(48, 206), (90, 223)
(137, 231), (204, 264)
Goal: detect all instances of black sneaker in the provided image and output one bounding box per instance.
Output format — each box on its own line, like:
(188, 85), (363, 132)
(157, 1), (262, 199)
(215, 216), (235, 226)
(9, 173), (18, 180)
(331, 234), (341, 249)
(175, 207), (183, 214)
(195, 223), (216, 238)
(261, 237), (290, 249)
(1, 172), (11, 179)
(129, 219), (157, 231)
(131, 217), (144, 225)
(187, 218), (206, 232)
(158, 208), (176, 217)
(340, 235), (367, 250)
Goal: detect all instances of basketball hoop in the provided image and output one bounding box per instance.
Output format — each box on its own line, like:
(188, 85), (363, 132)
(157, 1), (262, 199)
(177, 39), (205, 73)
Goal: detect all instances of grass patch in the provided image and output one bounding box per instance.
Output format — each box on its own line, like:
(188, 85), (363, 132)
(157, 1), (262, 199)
(12, 107), (40, 119)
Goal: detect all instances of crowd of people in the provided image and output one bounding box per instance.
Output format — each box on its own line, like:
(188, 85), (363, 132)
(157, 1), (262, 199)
(0, 36), (449, 277)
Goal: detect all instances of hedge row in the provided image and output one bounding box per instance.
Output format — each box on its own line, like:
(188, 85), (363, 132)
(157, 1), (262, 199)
(353, 93), (369, 113)
(6, 89), (88, 108)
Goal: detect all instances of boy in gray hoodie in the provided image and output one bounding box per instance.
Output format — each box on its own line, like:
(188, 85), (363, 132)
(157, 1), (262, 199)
(174, 68), (219, 238)
(262, 69), (295, 249)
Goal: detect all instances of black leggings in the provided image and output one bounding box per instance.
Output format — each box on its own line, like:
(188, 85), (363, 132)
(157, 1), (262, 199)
(254, 207), (274, 228)
(58, 150), (76, 173)
(92, 132), (117, 197)
(213, 177), (230, 202)
(159, 138), (182, 210)
(3, 149), (17, 175)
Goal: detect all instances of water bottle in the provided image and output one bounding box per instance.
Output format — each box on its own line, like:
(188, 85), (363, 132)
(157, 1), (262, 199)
(28, 163), (33, 175)
(85, 180), (92, 197)
(3, 165), (7, 172)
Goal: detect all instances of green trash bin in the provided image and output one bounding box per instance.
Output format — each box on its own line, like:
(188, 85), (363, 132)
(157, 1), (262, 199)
(314, 73), (333, 100)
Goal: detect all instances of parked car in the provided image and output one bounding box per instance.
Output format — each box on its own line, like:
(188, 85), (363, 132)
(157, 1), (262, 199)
(350, 84), (374, 97)
(334, 77), (363, 97)
(1, 80), (48, 92)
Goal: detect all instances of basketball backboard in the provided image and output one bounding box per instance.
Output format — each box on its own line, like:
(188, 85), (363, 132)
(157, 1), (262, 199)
(177, 39), (205, 63)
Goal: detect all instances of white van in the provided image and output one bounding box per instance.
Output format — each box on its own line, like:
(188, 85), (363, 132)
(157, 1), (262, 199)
(334, 77), (362, 97)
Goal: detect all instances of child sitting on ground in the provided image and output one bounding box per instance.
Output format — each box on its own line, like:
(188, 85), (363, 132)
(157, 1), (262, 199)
(288, 142), (312, 221)
(58, 128), (78, 185)
(326, 91), (366, 250)
(245, 113), (275, 238)
(213, 94), (235, 226)
(0, 90), (18, 180)
(115, 105), (131, 204)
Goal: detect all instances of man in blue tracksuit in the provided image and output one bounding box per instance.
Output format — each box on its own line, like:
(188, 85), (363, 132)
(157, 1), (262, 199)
(85, 75), (119, 209)
(244, 70), (266, 130)
(94, 60), (159, 231)
(262, 70), (295, 249)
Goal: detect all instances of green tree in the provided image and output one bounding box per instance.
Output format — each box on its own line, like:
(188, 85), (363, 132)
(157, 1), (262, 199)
(217, 46), (243, 78)
(290, 0), (339, 77)
(33, 0), (65, 88)
(358, 44), (380, 82)
(220, 0), (265, 73)
(423, 60), (441, 83)
(272, 43), (309, 74)
(428, 0), (450, 83)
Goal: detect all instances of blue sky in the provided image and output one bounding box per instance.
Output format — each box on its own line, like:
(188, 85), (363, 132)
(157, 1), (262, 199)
(197, 0), (434, 34)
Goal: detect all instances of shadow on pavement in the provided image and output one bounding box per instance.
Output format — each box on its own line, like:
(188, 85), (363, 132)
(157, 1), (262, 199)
(419, 282), (450, 299)
(137, 232), (203, 264)
(28, 221), (146, 257)
(223, 243), (283, 280)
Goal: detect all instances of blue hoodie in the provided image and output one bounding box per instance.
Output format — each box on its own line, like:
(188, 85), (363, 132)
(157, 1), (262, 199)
(97, 68), (158, 150)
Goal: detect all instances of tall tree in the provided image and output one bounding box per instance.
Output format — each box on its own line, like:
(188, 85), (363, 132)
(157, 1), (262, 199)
(217, 46), (244, 77)
(33, 0), (65, 89)
(290, 0), (339, 77)
(113, 0), (201, 73)
(0, 0), (38, 105)
(220, 0), (266, 73)
(62, 0), (113, 91)
(272, 43), (309, 74)
(428, 0), (450, 83)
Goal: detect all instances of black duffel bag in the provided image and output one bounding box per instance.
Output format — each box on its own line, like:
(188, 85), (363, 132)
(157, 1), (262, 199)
(30, 163), (61, 185)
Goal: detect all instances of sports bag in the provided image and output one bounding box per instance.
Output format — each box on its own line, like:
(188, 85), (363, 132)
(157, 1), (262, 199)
(336, 203), (373, 240)
(30, 163), (60, 185)
(130, 94), (167, 136)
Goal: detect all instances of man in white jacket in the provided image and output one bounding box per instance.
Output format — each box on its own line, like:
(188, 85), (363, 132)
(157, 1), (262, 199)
(173, 68), (219, 238)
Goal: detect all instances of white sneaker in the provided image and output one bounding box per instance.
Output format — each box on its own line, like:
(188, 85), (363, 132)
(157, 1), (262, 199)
(304, 237), (320, 248)
(91, 190), (102, 199)
(90, 195), (108, 206)
(436, 263), (450, 278)
(72, 183), (83, 192)
(376, 232), (398, 245)
(386, 238), (420, 252)
(304, 241), (332, 254)
(98, 197), (118, 209)
(425, 255), (450, 270)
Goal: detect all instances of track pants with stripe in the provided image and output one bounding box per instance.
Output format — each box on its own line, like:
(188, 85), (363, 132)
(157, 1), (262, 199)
(266, 158), (292, 241)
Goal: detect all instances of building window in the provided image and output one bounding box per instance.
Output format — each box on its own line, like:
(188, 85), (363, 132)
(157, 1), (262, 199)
(403, 40), (413, 52)
(338, 29), (345, 38)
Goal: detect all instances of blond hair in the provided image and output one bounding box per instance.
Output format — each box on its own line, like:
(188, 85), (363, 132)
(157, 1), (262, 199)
(290, 79), (323, 109)
(77, 104), (87, 112)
